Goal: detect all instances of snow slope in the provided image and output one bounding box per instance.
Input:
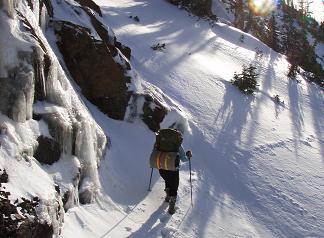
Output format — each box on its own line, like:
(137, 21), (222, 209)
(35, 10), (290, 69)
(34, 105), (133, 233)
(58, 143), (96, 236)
(61, 0), (324, 237)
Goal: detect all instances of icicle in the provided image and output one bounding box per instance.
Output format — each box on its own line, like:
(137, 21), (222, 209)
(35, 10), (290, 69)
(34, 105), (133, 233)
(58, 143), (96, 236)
(40, 5), (47, 32)
(25, 74), (35, 121)
(45, 59), (70, 108)
(61, 120), (73, 155)
(75, 119), (100, 203)
(9, 64), (34, 122)
(35, 197), (64, 238)
(47, 111), (73, 156)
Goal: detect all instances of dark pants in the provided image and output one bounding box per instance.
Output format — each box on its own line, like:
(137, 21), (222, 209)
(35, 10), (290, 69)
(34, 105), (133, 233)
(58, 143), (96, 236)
(159, 169), (179, 197)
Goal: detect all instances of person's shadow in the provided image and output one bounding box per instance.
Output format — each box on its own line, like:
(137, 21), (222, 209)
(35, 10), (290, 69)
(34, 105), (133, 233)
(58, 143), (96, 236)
(128, 202), (171, 238)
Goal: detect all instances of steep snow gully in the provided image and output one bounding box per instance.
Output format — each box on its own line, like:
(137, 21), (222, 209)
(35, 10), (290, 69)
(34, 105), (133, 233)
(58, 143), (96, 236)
(61, 0), (324, 237)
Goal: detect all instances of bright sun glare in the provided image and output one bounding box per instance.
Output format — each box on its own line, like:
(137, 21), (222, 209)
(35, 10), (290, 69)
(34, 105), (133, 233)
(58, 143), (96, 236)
(248, 0), (277, 16)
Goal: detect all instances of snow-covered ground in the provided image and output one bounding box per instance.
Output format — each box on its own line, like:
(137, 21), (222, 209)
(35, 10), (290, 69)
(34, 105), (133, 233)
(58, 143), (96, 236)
(56, 0), (324, 237)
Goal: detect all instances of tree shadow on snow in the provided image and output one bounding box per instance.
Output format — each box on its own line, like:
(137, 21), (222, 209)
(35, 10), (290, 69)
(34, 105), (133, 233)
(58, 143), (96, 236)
(245, 50), (278, 145)
(188, 79), (298, 237)
(307, 83), (324, 162)
(288, 79), (304, 157)
(187, 81), (265, 236)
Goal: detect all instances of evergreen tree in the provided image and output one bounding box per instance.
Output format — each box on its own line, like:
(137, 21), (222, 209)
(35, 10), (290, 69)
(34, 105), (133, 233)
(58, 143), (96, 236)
(288, 64), (298, 80)
(267, 13), (280, 51)
(231, 64), (259, 94)
(317, 22), (324, 41)
(233, 0), (244, 30)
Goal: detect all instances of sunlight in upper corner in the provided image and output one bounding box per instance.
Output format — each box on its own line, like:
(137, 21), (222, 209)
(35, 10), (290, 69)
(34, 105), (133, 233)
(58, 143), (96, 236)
(248, 0), (277, 16)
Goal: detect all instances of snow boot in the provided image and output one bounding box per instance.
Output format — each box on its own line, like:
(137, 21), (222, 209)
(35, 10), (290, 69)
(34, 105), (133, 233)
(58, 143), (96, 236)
(168, 196), (176, 215)
(164, 188), (170, 202)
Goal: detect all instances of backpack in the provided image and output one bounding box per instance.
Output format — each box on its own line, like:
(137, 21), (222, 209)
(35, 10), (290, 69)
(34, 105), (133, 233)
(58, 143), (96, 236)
(149, 128), (183, 171)
(149, 148), (178, 171)
(155, 128), (183, 152)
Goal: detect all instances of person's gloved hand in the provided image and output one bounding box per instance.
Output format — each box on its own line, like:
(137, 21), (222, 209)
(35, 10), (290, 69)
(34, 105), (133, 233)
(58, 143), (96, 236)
(186, 150), (192, 159)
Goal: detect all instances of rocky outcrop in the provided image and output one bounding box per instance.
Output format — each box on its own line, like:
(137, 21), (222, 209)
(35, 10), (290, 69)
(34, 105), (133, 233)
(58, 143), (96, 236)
(142, 95), (168, 132)
(0, 169), (8, 183)
(34, 136), (61, 165)
(50, 1), (169, 130)
(0, 174), (60, 238)
(168, 0), (213, 17)
(54, 21), (131, 120)
(126, 93), (169, 132)
(75, 0), (102, 16)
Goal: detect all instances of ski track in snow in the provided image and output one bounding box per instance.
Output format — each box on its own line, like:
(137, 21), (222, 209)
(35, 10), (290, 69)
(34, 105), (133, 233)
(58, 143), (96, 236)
(60, 0), (324, 237)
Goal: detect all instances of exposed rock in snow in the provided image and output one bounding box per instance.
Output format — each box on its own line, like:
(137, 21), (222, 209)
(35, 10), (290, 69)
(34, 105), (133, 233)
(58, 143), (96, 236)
(53, 20), (132, 120)
(48, 0), (173, 130)
(127, 93), (168, 132)
(167, 0), (214, 17)
(34, 135), (61, 164)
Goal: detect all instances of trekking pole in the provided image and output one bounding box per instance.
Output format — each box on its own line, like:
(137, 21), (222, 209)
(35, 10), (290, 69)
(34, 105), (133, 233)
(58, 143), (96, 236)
(148, 168), (153, 192)
(189, 157), (193, 207)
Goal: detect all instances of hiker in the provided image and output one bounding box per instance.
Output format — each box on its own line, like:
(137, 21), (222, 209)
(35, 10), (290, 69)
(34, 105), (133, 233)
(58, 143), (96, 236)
(160, 145), (192, 214)
(150, 128), (192, 215)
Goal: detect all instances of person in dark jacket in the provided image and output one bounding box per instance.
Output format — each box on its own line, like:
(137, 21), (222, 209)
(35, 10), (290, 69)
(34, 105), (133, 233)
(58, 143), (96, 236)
(159, 145), (192, 214)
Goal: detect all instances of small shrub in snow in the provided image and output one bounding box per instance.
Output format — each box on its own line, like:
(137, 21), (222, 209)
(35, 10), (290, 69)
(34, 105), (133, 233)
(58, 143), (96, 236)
(231, 64), (259, 94)
(255, 47), (263, 58)
(272, 95), (285, 105)
(239, 34), (245, 43)
(151, 43), (166, 51)
(287, 64), (298, 80)
(129, 15), (140, 22)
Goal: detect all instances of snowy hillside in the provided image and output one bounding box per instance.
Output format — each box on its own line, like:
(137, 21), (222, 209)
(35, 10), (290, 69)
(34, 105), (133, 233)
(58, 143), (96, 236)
(61, 0), (324, 237)
(1, 0), (323, 237)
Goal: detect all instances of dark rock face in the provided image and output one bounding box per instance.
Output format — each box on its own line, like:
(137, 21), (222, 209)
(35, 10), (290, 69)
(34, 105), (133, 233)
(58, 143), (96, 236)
(54, 21), (131, 120)
(168, 0), (213, 17)
(50, 2), (167, 131)
(78, 5), (131, 60)
(114, 40), (132, 60)
(0, 169), (8, 183)
(142, 95), (168, 132)
(190, 0), (212, 17)
(127, 94), (168, 132)
(17, 221), (53, 238)
(34, 136), (61, 165)
(75, 0), (102, 16)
